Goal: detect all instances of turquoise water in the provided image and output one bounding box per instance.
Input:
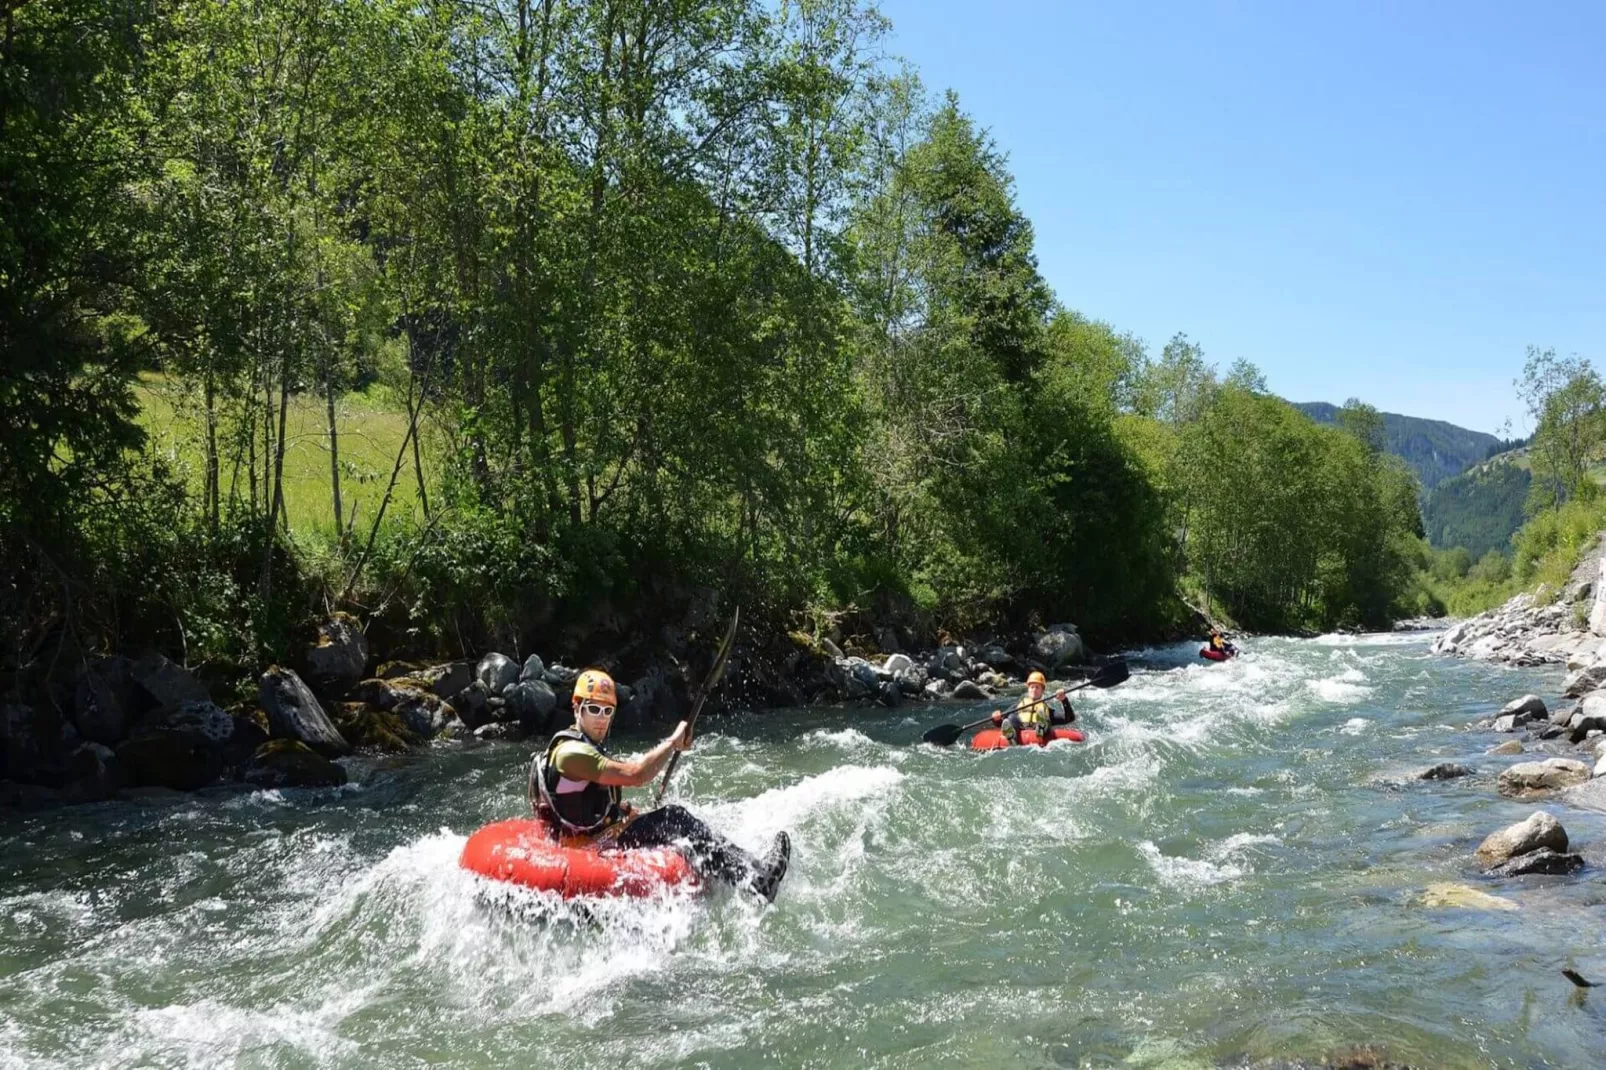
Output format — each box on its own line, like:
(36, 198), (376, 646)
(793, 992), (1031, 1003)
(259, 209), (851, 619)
(3, 634), (1604, 1068)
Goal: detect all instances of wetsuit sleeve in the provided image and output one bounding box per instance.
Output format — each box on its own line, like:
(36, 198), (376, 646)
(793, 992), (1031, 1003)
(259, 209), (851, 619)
(1058, 698), (1075, 724)
(552, 740), (606, 779)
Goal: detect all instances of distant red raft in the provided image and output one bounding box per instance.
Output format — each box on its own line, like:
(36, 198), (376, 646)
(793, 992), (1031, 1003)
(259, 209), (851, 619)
(459, 818), (698, 898)
(1199, 647), (1232, 662)
(969, 726), (1085, 750)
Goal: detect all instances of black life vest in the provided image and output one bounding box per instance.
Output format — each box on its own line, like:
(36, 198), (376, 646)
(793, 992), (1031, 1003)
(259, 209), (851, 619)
(530, 727), (623, 835)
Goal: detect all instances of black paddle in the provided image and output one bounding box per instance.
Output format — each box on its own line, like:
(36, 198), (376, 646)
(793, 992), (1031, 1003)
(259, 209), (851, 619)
(654, 606), (740, 805)
(920, 658), (1130, 746)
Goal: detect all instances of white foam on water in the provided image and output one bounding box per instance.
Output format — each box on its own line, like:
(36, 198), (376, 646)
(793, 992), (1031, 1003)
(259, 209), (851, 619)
(1307, 676), (1372, 702)
(1138, 831), (1279, 892)
(1339, 717), (1371, 735)
(1138, 841), (1246, 890)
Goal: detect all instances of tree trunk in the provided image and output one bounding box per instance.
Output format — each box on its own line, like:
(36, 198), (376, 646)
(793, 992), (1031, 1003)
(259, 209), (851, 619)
(260, 349), (292, 600)
(326, 364), (343, 540)
(204, 365), (219, 533)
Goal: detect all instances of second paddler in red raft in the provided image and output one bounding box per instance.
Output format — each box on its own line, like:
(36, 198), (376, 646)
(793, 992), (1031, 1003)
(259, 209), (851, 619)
(527, 668), (792, 901)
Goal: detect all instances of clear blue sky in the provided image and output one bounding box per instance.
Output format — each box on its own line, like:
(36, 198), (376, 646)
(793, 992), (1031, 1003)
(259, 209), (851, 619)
(878, 0), (1605, 435)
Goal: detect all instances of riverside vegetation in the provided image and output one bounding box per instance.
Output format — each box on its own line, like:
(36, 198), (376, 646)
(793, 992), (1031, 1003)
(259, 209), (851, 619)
(0, 0), (1544, 799)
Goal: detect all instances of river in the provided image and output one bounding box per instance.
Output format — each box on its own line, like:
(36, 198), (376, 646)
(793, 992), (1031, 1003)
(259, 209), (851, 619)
(2, 634), (1604, 1068)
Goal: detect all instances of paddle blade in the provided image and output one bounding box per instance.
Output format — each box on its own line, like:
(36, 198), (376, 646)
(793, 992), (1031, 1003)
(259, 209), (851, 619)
(921, 722), (967, 747)
(1091, 659), (1130, 688)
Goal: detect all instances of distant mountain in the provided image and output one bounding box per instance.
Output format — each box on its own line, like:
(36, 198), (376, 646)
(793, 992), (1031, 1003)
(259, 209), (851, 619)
(1294, 402), (1503, 490)
(1422, 454), (1531, 558)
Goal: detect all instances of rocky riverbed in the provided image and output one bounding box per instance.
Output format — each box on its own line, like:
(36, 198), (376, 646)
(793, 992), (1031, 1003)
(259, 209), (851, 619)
(0, 610), (1092, 809)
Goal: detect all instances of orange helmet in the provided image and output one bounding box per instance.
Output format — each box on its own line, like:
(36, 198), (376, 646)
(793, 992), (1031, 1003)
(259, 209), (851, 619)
(572, 669), (617, 707)
(1026, 670), (1047, 686)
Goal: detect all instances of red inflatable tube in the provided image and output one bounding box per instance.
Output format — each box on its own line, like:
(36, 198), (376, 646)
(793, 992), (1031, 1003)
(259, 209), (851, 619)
(969, 726), (1085, 750)
(1199, 647), (1230, 662)
(459, 818), (699, 898)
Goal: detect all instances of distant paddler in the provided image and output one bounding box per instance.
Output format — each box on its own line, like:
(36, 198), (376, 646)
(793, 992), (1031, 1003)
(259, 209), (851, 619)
(529, 667), (791, 902)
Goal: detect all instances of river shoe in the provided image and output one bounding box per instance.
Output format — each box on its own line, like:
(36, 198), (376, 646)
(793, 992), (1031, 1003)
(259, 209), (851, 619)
(749, 831), (791, 903)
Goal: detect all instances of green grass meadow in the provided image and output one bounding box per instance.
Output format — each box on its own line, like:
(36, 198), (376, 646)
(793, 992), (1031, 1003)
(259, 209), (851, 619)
(136, 373), (434, 543)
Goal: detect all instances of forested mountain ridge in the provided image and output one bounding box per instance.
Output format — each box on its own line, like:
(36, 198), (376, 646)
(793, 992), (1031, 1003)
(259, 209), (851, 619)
(1294, 402), (1503, 490)
(1421, 453), (1531, 558)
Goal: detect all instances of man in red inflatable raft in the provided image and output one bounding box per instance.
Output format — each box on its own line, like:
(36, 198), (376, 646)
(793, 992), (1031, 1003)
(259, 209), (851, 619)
(528, 669), (792, 902)
(989, 670), (1076, 745)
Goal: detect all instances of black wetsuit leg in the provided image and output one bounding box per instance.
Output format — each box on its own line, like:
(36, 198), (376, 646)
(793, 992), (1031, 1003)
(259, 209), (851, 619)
(614, 804), (759, 888)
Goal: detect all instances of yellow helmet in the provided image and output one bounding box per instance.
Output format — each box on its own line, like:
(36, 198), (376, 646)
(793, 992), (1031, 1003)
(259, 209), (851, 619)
(1026, 670), (1047, 686)
(572, 669), (617, 707)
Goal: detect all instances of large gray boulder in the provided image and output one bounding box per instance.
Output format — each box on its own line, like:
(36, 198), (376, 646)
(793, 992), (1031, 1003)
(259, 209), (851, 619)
(1498, 758), (1592, 796)
(423, 661), (474, 701)
(131, 653), (209, 710)
(1475, 810), (1567, 866)
(1568, 692), (1606, 737)
(73, 661), (131, 745)
(621, 666), (681, 729)
(1487, 848), (1585, 877)
(258, 668), (351, 757)
(1032, 625), (1084, 668)
(505, 680), (558, 731)
(1563, 663), (1606, 698)
(115, 730), (222, 791)
(951, 680), (988, 701)
(147, 700), (237, 748)
(476, 653), (520, 696)
(881, 653), (913, 676)
(1589, 555), (1606, 635)
(518, 655), (546, 683)
(302, 614), (369, 697)
(1497, 694), (1547, 726)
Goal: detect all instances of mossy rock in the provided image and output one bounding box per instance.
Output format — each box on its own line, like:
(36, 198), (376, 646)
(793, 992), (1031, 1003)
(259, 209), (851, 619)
(375, 661), (424, 680)
(333, 706), (420, 752)
(245, 740), (348, 789)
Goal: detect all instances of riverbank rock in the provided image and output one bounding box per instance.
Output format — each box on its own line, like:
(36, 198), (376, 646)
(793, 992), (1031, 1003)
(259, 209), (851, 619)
(505, 679), (558, 731)
(1475, 810), (1567, 866)
(302, 613), (369, 697)
(115, 730), (223, 791)
(2, 703), (69, 785)
(1488, 740), (1525, 755)
(1563, 663), (1606, 698)
(951, 680), (988, 701)
(422, 661), (474, 701)
(476, 653), (519, 695)
(1433, 540), (1606, 667)
(258, 668), (351, 757)
(1487, 848), (1585, 877)
(351, 679), (454, 740)
(332, 705), (419, 751)
(1499, 694), (1547, 725)
(131, 652), (210, 710)
(1498, 758), (1592, 797)
(519, 655), (546, 683)
(73, 657), (136, 745)
(244, 740), (348, 789)
(1417, 762), (1473, 780)
(1032, 624), (1084, 669)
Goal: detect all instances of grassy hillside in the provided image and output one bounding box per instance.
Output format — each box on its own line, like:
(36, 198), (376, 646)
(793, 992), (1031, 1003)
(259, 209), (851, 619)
(1295, 401), (1502, 490)
(136, 373), (432, 541)
(1422, 455), (1531, 558)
